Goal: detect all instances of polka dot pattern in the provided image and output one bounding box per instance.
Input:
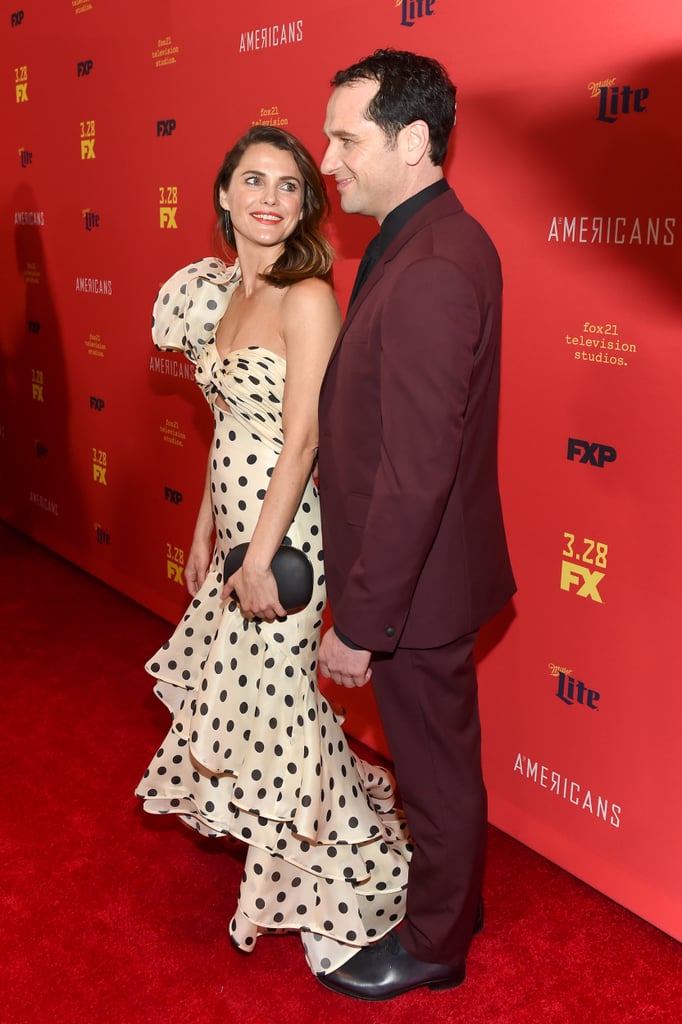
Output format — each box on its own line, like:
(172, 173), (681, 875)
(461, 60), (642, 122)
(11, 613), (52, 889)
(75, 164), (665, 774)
(138, 260), (410, 976)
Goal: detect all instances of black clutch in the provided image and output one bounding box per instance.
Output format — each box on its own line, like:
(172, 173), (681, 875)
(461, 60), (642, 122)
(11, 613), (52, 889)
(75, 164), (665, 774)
(223, 542), (314, 612)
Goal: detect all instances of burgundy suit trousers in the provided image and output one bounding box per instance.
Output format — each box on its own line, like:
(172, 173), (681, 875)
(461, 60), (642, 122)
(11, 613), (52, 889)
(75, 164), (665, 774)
(370, 630), (486, 964)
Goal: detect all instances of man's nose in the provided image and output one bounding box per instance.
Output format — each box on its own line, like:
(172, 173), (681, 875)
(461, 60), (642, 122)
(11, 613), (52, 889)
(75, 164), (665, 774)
(320, 142), (337, 176)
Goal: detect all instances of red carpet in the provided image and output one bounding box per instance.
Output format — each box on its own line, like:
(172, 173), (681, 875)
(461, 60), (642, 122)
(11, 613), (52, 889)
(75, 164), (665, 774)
(1, 521), (679, 1024)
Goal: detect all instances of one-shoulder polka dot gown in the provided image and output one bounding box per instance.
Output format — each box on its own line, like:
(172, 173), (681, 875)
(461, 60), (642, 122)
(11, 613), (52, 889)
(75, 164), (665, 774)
(137, 268), (410, 977)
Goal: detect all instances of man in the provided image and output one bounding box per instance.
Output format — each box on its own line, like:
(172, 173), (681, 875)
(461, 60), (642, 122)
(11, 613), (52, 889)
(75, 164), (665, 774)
(316, 49), (516, 1000)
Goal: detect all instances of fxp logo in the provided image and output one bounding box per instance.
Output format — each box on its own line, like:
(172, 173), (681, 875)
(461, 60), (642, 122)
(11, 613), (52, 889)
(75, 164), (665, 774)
(156, 119), (177, 137)
(164, 487), (183, 504)
(567, 437), (617, 468)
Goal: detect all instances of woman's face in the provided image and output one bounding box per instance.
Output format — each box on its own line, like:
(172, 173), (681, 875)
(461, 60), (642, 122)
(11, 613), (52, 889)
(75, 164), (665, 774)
(219, 143), (304, 253)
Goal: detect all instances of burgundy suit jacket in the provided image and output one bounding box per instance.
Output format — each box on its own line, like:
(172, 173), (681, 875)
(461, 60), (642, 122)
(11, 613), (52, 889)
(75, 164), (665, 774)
(318, 188), (515, 652)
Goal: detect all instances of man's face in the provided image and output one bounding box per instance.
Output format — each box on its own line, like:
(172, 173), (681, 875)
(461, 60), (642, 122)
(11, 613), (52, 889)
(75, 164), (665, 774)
(321, 80), (404, 224)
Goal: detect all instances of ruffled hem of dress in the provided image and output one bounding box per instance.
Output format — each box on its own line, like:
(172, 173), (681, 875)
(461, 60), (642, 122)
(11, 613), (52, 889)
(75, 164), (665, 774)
(135, 568), (411, 968)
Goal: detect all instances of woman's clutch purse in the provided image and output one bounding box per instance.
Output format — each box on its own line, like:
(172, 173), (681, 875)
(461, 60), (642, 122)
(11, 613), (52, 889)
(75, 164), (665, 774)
(223, 542), (314, 612)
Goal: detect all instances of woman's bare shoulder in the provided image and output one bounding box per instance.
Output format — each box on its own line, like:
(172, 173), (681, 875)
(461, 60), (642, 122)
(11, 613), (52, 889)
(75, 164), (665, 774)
(284, 276), (338, 309)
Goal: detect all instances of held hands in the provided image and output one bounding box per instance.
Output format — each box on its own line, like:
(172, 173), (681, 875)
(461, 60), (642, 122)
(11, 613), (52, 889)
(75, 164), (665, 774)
(223, 564), (287, 622)
(318, 628), (372, 689)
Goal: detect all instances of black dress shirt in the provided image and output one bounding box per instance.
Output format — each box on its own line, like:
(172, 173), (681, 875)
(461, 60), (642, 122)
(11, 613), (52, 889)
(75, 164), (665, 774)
(347, 178), (450, 308)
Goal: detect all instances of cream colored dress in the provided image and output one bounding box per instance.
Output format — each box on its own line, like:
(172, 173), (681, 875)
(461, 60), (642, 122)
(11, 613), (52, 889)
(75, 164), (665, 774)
(135, 258), (410, 974)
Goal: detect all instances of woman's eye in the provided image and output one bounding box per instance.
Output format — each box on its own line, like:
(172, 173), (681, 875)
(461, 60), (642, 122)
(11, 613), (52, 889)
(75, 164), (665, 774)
(281, 182), (298, 193)
(245, 175), (261, 185)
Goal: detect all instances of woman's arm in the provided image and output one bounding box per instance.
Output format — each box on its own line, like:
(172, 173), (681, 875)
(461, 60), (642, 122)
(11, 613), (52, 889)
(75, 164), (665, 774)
(184, 452), (215, 596)
(225, 278), (340, 619)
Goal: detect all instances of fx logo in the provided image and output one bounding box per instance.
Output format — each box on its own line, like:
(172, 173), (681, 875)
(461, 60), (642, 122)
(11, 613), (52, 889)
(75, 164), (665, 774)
(16, 82), (28, 102)
(84, 210), (100, 231)
(597, 85), (648, 124)
(89, 396), (105, 411)
(555, 671), (600, 709)
(159, 206), (178, 228)
(28, 320), (40, 333)
(560, 561), (604, 603)
(156, 118), (177, 136)
(20, 148), (32, 167)
(398, 0), (435, 27)
(166, 560), (184, 584)
(35, 441), (48, 458)
(93, 464), (107, 484)
(567, 437), (617, 468)
(95, 524), (110, 544)
(80, 139), (95, 159)
(32, 382), (44, 402)
(77, 60), (93, 76)
(11, 11), (24, 26)
(164, 487), (183, 504)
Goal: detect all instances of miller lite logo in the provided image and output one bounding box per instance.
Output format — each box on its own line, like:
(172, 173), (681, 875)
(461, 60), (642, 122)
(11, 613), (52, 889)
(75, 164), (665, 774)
(11, 11), (24, 27)
(164, 487), (183, 504)
(567, 437), (617, 468)
(397, 0), (435, 26)
(554, 671), (600, 710)
(83, 209), (100, 231)
(156, 118), (177, 136)
(594, 84), (648, 123)
(77, 60), (93, 76)
(95, 523), (111, 545)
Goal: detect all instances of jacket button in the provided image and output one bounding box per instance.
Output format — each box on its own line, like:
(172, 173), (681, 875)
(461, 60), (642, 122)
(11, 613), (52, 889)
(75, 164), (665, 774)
(385, 626), (395, 637)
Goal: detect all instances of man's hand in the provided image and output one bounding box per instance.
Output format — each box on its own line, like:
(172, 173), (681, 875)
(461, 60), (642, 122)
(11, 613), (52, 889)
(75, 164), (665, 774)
(318, 627), (372, 688)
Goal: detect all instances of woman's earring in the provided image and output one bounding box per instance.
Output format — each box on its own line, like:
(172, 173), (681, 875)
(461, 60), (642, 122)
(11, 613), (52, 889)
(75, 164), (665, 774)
(224, 210), (232, 239)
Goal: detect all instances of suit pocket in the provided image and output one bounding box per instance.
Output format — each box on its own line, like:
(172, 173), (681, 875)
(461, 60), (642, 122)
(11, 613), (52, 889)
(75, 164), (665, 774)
(345, 492), (371, 526)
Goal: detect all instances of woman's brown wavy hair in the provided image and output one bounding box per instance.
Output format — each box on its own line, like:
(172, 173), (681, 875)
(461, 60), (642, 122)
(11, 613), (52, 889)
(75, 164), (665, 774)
(213, 125), (334, 287)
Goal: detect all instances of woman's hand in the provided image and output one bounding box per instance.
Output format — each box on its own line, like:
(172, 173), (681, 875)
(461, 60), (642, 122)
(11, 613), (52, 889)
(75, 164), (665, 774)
(223, 564), (287, 622)
(184, 537), (212, 596)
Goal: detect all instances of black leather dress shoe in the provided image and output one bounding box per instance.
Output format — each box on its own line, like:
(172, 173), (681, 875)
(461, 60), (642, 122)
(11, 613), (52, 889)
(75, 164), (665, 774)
(317, 930), (465, 1001)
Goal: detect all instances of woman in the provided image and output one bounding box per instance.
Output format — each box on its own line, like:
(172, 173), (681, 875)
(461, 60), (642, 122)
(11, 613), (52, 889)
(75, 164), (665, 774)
(136, 127), (410, 977)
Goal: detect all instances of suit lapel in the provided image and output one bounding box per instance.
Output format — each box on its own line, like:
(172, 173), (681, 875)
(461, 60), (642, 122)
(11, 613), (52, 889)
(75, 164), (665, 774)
(328, 189), (463, 363)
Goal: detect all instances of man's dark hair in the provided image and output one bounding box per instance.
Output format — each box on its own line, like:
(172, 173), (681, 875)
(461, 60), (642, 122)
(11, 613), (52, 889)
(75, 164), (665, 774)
(331, 48), (456, 166)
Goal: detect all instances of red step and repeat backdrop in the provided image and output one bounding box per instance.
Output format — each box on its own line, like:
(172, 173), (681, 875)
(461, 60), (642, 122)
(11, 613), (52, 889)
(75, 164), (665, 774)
(2, 0), (681, 940)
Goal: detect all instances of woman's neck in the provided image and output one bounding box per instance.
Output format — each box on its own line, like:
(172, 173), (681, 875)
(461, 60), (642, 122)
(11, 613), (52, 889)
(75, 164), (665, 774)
(235, 241), (285, 296)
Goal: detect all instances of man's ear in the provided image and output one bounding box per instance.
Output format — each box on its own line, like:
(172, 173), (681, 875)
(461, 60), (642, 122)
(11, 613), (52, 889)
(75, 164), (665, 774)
(402, 120), (431, 165)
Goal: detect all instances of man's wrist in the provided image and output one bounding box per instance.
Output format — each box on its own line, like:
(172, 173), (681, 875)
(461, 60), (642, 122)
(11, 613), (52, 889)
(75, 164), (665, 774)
(334, 626), (365, 651)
